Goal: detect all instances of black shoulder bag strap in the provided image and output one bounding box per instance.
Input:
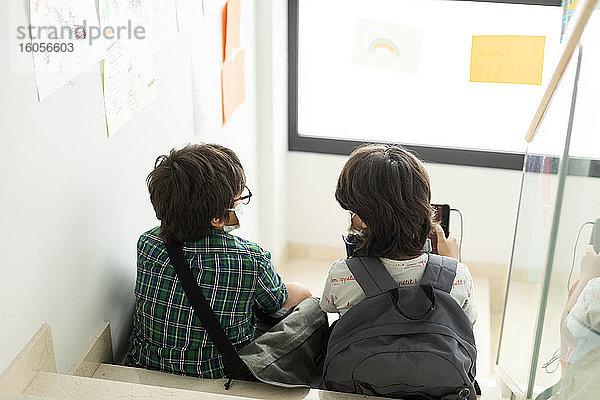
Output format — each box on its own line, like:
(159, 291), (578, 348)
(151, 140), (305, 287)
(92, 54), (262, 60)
(165, 243), (254, 386)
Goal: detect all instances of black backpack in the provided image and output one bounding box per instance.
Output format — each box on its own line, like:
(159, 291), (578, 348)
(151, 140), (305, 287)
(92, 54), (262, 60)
(322, 254), (478, 400)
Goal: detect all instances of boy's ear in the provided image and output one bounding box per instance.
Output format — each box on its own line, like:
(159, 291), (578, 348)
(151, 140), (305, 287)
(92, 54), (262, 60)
(211, 217), (225, 228)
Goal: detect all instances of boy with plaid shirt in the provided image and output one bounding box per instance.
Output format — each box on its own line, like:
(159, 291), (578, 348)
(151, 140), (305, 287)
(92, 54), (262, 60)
(126, 144), (311, 378)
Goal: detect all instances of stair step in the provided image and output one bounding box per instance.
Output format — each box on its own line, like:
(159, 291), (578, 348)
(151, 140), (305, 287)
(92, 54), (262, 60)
(0, 394), (57, 400)
(93, 364), (507, 400)
(25, 372), (269, 400)
(93, 364), (316, 399)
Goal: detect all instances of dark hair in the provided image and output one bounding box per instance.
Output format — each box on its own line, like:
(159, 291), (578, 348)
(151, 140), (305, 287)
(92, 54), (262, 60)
(147, 144), (245, 244)
(335, 144), (435, 259)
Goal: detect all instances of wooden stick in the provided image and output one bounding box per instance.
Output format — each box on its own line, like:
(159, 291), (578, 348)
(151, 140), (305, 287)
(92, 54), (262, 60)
(525, 0), (599, 143)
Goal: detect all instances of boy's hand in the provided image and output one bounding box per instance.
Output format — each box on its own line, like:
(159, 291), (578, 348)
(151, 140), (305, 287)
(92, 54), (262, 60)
(580, 245), (600, 279)
(435, 225), (459, 260)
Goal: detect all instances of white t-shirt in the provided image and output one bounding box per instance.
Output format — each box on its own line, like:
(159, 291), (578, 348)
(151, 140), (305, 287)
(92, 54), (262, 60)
(566, 278), (600, 362)
(320, 253), (478, 323)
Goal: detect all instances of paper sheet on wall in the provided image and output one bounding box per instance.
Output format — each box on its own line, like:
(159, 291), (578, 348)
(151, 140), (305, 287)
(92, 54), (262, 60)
(180, 0), (221, 134)
(99, 0), (149, 31)
(30, 0), (107, 101)
(352, 20), (424, 74)
(224, 0), (241, 61)
(191, 53), (223, 134)
(561, 0), (579, 42)
(99, 0), (178, 52)
(147, 0), (180, 52)
(103, 40), (157, 137)
(99, 0), (149, 48)
(177, 0), (205, 44)
(221, 50), (245, 124)
(470, 35), (545, 85)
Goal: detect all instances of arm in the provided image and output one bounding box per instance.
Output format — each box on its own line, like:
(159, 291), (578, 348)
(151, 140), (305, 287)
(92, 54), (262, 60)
(435, 224), (460, 260)
(435, 225), (477, 324)
(254, 253), (289, 314)
(565, 246), (600, 315)
(452, 263), (478, 325)
(320, 267), (340, 313)
(283, 282), (312, 309)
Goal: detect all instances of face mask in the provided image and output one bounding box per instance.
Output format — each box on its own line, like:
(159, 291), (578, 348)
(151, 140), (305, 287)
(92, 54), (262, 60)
(224, 202), (245, 233)
(347, 212), (365, 236)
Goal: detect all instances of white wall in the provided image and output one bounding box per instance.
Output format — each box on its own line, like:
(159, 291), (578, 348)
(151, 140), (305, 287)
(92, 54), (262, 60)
(0, 0), (260, 374)
(255, 0), (288, 261)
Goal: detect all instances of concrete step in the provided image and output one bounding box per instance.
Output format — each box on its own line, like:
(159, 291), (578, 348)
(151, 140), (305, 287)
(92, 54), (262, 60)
(93, 363), (506, 400)
(25, 372), (297, 400)
(93, 364), (315, 400)
(31, 370), (431, 400)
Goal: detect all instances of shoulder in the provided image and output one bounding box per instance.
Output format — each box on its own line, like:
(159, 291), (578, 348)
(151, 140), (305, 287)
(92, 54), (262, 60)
(582, 277), (600, 292)
(570, 277), (600, 329)
(575, 278), (600, 311)
(137, 227), (167, 261)
(326, 258), (360, 287)
(138, 226), (161, 246)
(454, 261), (474, 281)
(196, 231), (272, 264)
(446, 260), (474, 291)
(431, 255), (472, 280)
(456, 262), (471, 278)
(327, 258), (352, 277)
(230, 234), (272, 262)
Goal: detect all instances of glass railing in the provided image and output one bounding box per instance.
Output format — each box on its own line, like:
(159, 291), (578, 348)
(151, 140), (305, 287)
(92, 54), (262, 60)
(497, 7), (600, 400)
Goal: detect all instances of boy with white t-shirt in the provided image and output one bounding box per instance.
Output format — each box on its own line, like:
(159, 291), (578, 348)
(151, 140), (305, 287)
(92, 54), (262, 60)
(319, 144), (477, 324)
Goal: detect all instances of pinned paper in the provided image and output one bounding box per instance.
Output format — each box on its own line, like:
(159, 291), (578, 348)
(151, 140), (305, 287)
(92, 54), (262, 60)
(223, 0), (241, 61)
(221, 50), (246, 123)
(30, 0), (107, 101)
(470, 35), (545, 85)
(99, 0), (177, 52)
(147, 0), (180, 52)
(103, 40), (157, 136)
(561, 0), (579, 41)
(99, 0), (149, 37)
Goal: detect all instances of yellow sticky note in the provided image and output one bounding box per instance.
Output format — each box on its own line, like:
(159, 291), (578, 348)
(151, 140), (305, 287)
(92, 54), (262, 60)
(470, 35), (545, 85)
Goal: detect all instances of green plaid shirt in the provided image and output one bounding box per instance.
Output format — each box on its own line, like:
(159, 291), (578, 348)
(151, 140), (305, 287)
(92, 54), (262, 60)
(126, 227), (288, 378)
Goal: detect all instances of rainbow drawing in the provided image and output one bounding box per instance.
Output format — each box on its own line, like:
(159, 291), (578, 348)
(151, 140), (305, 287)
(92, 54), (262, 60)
(368, 38), (400, 57)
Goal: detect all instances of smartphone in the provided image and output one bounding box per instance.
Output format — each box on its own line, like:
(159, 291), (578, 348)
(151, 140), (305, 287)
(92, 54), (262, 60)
(428, 204), (450, 254)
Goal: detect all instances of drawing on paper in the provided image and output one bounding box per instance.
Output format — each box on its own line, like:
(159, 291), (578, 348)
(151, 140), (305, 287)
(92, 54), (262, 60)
(30, 0), (107, 101)
(561, 0), (578, 41)
(103, 39), (157, 136)
(353, 20), (424, 74)
(368, 38), (400, 57)
(101, 0), (147, 27)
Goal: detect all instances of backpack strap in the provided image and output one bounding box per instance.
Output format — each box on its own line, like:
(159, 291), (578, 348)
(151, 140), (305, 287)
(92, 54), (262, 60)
(165, 243), (255, 384)
(421, 253), (458, 293)
(346, 257), (397, 297)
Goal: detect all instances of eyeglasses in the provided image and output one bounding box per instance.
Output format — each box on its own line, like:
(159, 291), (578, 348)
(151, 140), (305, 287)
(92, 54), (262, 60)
(234, 186), (252, 205)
